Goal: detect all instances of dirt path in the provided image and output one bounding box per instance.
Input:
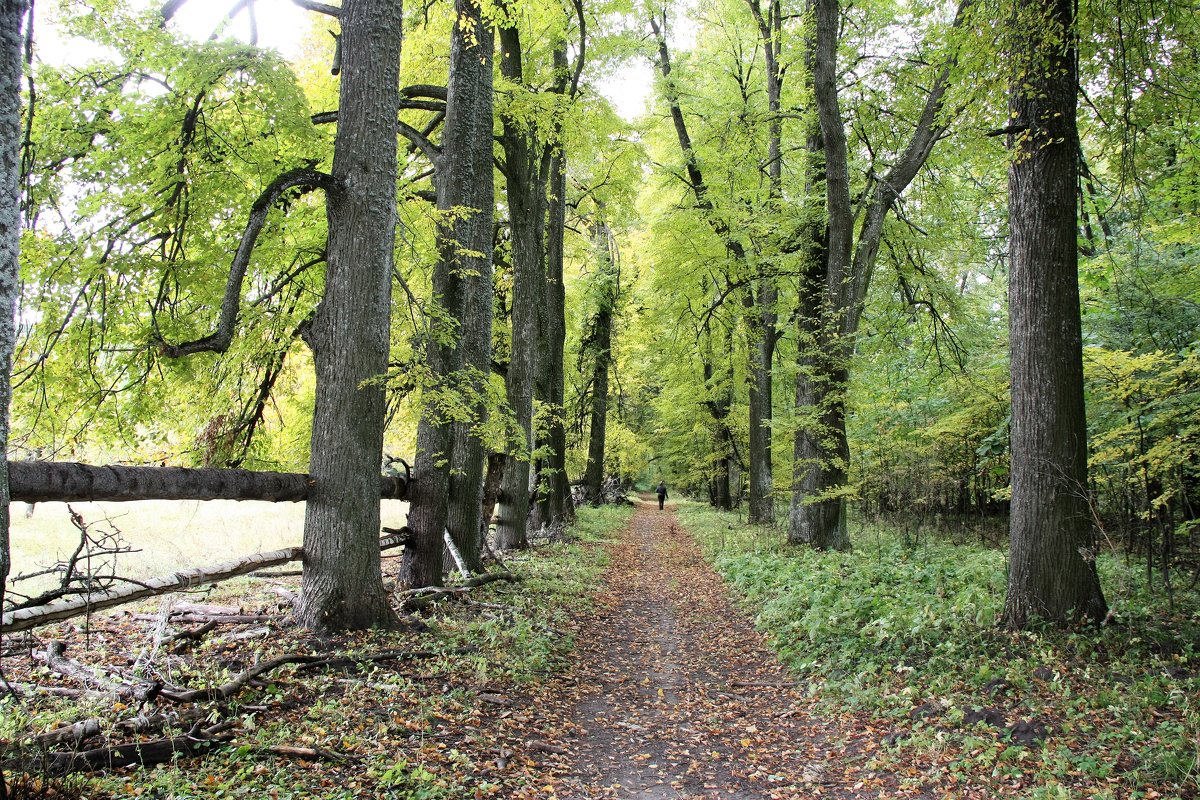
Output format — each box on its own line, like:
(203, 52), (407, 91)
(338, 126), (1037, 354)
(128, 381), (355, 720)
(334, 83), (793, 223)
(513, 498), (917, 800)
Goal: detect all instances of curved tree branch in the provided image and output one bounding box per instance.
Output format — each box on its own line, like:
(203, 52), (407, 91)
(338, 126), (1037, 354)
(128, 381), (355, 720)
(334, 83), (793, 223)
(159, 167), (338, 358)
(397, 119), (441, 165)
(841, 0), (969, 336)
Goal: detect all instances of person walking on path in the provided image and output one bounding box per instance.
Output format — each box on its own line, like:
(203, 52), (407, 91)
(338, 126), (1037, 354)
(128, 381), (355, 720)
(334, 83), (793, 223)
(656, 480), (668, 510)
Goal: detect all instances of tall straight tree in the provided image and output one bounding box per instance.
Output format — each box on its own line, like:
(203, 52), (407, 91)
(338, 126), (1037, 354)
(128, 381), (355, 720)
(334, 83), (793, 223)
(1001, 0), (1107, 628)
(402, 0), (496, 586)
(539, 145), (575, 525)
(581, 217), (619, 504)
(141, 0), (403, 628)
(494, 3), (553, 550)
(0, 5), (28, 721)
(534, 31), (584, 530)
(294, 0), (404, 629)
(789, 0), (964, 549)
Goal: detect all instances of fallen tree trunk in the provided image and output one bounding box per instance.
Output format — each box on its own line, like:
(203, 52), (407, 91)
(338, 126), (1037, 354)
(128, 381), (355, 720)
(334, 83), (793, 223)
(132, 612), (280, 625)
(401, 571), (520, 611)
(8, 460), (409, 504)
(161, 648), (461, 703)
(1, 532), (409, 634)
(33, 718), (103, 747)
(46, 720), (237, 774)
(35, 641), (162, 703)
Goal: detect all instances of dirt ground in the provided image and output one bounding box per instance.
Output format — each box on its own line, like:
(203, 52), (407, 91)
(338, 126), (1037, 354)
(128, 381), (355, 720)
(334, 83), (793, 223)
(507, 497), (919, 800)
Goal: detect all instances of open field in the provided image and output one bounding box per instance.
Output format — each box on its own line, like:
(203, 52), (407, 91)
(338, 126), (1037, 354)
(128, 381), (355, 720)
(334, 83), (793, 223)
(7, 499), (410, 595)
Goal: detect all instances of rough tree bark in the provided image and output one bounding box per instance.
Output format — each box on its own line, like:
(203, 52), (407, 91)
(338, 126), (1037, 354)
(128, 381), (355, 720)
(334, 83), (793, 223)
(787, 110), (838, 546)
(1, 7), (28, 717)
(789, 0), (964, 550)
(1001, 0), (1107, 628)
(494, 18), (546, 550)
(294, 0), (403, 630)
(403, 0), (495, 586)
(535, 32), (583, 528)
(7, 461), (408, 503)
(541, 147), (574, 524)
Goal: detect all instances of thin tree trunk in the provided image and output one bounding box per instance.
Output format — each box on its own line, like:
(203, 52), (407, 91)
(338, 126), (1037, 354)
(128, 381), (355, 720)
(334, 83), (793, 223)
(746, 294), (775, 523)
(543, 149), (573, 524)
(1001, 0), (1106, 628)
(743, 0), (782, 526)
(581, 223), (615, 504)
(702, 326), (735, 511)
(295, 0), (402, 631)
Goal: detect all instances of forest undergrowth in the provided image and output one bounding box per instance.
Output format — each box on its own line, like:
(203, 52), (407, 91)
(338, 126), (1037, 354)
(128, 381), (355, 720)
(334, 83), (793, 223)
(678, 502), (1200, 800)
(0, 505), (633, 800)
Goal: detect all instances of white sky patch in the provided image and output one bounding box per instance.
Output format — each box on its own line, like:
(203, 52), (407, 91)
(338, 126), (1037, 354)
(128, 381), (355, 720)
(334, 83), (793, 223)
(34, 0), (310, 66)
(164, 0), (310, 59)
(599, 61), (653, 121)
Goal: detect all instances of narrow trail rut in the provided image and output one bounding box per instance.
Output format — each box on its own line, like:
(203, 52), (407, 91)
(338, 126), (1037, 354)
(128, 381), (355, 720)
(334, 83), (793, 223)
(512, 498), (916, 800)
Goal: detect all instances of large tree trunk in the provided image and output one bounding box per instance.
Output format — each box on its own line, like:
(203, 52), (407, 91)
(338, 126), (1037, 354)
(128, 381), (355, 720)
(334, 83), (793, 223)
(1, 3), (28, 697)
(295, 0), (402, 631)
(403, 0), (495, 586)
(788, 346), (850, 549)
(494, 22), (545, 551)
(444, 0), (495, 573)
(1001, 0), (1106, 628)
(786, 118), (844, 547)
(7, 461), (408, 503)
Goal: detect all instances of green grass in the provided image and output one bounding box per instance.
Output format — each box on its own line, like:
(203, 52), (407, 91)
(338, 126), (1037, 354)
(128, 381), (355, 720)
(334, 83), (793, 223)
(676, 501), (1200, 799)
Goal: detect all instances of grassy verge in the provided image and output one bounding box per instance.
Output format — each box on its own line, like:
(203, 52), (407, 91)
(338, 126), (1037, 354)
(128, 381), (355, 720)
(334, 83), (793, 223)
(1, 503), (633, 800)
(677, 501), (1200, 800)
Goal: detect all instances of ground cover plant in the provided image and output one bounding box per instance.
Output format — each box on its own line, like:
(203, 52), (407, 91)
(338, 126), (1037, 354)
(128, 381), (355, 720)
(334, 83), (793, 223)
(677, 502), (1200, 799)
(0, 504), (632, 799)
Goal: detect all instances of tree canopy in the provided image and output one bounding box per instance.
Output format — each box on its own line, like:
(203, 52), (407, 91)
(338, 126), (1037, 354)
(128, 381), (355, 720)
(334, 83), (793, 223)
(5, 0), (1199, 631)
